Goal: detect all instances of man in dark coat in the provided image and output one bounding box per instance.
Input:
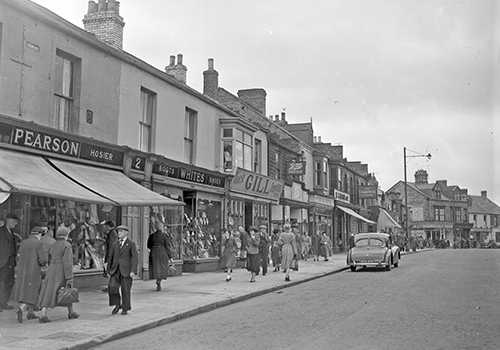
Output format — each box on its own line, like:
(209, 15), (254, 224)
(101, 220), (117, 292)
(348, 233), (356, 250)
(107, 225), (138, 315)
(0, 213), (19, 310)
(258, 225), (270, 276)
(311, 231), (321, 261)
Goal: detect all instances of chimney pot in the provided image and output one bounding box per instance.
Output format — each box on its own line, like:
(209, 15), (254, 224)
(318, 136), (322, 143)
(313, 136), (317, 143)
(481, 190), (487, 198)
(208, 58), (214, 70)
(169, 55), (175, 66)
(281, 111), (285, 121)
(275, 115), (279, 122)
(98, 0), (106, 12)
(177, 54), (183, 65)
(108, 0), (116, 11)
(87, 1), (96, 14)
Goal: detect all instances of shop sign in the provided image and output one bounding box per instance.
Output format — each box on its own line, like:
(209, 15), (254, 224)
(0, 121), (124, 166)
(131, 156), (146, 171)
(334, 189), (350, 203)
(152, 161), (225, 188)
(309, 194), (334, 207)
(358, 185), (377, 199)
(230, 168), (284, 202)
(287, 161), (306, 175)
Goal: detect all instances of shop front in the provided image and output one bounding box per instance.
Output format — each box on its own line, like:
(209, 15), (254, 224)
(272, 182), (310, 234)
(228, 168), (284, 258)
(151, 156), (227, 273)
(308, 194), (334, 251)
(0, 117), (182, 288)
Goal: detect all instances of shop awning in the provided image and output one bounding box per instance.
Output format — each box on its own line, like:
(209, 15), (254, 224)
(0, 148), (115, 204)
(48, 158), (183, 207)
(337, 205), (376, 224)
(377, 209), (402, 229)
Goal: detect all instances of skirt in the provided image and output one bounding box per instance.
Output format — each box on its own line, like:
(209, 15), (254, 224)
(246, 253), (260, 273)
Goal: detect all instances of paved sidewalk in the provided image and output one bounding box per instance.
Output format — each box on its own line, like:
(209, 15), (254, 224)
(0, 249), (421, 350)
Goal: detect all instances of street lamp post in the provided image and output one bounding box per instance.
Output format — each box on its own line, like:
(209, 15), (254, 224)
(404, 147), (432, 239)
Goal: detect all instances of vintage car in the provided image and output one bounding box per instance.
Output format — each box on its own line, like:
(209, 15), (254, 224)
(347, 232), (400, 272)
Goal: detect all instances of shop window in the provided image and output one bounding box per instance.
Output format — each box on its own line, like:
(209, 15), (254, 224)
(184, 108), (197, 164)
(182, 197), (222, 260)
(150, 205), (184, 260)
(315, 161), (321, 186)
(140, 88), (156, 152)
(54, 50), (80, 132)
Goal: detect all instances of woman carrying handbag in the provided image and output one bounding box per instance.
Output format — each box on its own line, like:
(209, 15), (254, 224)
(38, 227), (79, 323)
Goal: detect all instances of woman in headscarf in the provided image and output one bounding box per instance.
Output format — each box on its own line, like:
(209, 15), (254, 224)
(147, 221), (173, 291)
(221, 229), (237, 281)
(38, 226), (79, 323)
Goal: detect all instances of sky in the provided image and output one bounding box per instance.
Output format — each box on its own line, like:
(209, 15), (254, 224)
(31, 0), (500, 205)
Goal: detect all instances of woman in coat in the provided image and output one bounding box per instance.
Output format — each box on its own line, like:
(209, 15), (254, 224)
(15, 227), (46, 323)
(147, 221), (172, 291)
(38, 227), (79, 323)
(278, 224), (297, 282)
(270, 228), (281, 272)
(221, 229), (237, 281)
(246, 226), (260, 283)
(320, 232), (329, 261)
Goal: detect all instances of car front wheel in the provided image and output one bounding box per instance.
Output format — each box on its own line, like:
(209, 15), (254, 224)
(350, 266), (356, 272)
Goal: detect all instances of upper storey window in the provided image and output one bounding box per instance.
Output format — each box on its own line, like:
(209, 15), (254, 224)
(54, 50), (79, 132)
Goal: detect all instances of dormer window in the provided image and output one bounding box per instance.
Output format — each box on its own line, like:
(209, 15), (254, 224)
(435, 190), (441, 199)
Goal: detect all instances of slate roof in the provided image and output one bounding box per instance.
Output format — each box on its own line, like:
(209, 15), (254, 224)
(469, 195), (500, 215)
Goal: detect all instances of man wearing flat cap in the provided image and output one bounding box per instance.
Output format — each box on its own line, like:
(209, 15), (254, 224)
(258, 225), (270, 276)
(0, 213), (19, 310)
(107, 225), (138, 315)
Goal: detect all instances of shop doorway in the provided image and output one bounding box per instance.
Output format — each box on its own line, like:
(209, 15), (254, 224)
(245, 201), (253, 230)
(122, 206), (142, 278)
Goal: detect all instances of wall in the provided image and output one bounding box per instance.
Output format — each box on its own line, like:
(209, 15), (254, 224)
(0, 1), (121, 143)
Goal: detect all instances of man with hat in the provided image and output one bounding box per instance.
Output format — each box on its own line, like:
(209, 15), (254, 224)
(107, 225), (138, 315)
(0, 213), (19, 310)
(258, 225), (270, 276)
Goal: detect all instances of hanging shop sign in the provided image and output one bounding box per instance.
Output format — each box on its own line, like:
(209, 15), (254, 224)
(152, 161), (225, 188)
(287, 161), (306, 175)
(358, 185), (378, 199)
(230, 168), (284, 202)
(0, 121), (124, 167)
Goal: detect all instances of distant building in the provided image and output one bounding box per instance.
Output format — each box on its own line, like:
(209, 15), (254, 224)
(386, 170), (472, 243)
(468, 191), (500, 244)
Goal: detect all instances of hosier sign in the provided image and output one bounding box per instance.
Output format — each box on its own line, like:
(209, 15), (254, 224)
(230, 168), (284, 202)
(0, 122), (124, 166)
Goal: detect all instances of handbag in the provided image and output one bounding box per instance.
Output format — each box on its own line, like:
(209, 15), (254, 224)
(56, 286), (79, 306)
(167, 263), (177, 276)
(291, 258), (299, 271)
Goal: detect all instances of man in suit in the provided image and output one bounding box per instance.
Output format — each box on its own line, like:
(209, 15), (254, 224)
(0, 213), (19, 311)
(101, 220), (117, 292)
(107, 225), (138, 315)
(258, 225), (270, 276)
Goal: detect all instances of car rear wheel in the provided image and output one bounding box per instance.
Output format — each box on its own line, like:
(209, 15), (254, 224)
(394, 260), (399, 268)
(350, 266), (356, 272)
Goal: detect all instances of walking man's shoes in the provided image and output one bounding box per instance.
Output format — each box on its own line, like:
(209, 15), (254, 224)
(16, 308), (22, 323)
(121, 310), (128, 315)
(111, 305), (121, 315)
(1, 304), (14, 310)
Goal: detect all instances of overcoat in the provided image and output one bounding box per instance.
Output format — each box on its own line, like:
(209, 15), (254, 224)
(279, 231), (297, 270)
(0, 225), (17, 268)
(221, 235), (237, 269)
(38, 239), (73, 308)
(147, 230), (172, 280)
(107, 238), (138, 277)
(15, 235), (46, 305)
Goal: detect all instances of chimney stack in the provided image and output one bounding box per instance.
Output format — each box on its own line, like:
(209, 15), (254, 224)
(237, 88), (267, 117)
(274, 115), (279, 122)
(203, 58), (219, 99)
(481, 190), (487, 198)
(318, 136), (322, 143)
(414, 169), (429, 184)
(83, 0), (125, 50)
(165, 54), (187, 83)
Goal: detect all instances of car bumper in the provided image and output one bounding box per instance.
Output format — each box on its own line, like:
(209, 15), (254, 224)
(350, 260), (386, 268)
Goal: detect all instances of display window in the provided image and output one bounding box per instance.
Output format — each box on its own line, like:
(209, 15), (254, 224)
(183, 194), (222, 260)
(0, 193), (118, 272)
(150, 206), (184, 260)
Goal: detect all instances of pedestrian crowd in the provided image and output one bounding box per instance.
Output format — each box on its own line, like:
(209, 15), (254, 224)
(2, 212), (338, 323)
(0, 213), (177, 323)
